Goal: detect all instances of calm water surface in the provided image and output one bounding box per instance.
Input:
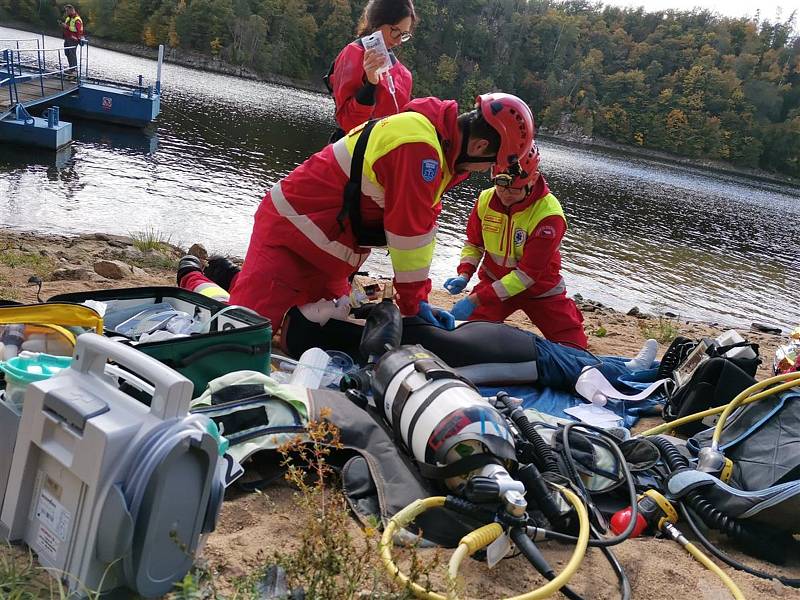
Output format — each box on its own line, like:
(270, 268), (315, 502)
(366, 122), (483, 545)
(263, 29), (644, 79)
(1, 26), (797, 330)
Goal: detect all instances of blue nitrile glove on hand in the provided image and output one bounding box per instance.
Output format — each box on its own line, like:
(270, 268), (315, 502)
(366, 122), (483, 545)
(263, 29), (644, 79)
(418, 301), (456, 330)
(451, 296), (477, 321)
(443, 275), (469, 295)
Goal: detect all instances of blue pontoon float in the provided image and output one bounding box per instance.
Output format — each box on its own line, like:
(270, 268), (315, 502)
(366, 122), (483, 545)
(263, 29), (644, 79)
(0, 36), (162, 149)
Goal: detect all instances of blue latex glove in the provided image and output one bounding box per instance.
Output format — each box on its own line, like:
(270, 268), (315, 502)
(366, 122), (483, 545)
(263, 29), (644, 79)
(443, 275), (469, 295)
(451, 296), (477, 321)
(418, 301), (456, 330)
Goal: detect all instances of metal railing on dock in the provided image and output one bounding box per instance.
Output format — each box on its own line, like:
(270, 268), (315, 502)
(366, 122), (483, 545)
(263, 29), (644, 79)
(1, 41), (85, 119)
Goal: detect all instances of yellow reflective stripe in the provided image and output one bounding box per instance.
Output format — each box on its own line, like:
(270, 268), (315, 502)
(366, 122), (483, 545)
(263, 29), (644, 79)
(271, 182), (369, 268)
(493, 269), (534, 300)
(194, 282), (230, 302)
(460, 242), (483, 265)
(388, 237), (436, 282)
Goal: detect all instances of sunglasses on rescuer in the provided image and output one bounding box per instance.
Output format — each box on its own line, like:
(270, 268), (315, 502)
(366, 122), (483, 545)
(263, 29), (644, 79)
(390, 26), (413, 43)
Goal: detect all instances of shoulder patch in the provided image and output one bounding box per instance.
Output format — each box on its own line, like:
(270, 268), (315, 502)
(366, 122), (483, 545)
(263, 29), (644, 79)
(421, 159), (439, 183)
(533, 224), (556, 239)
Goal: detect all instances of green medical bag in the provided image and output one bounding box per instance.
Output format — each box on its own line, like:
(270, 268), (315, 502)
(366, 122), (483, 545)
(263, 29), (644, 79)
(50, 287), (271, 396)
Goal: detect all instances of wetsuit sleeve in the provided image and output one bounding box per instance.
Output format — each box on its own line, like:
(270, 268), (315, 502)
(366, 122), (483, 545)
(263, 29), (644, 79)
(372, 142), (443, 316)
(476, 215), (566, 305)
(332, 43), (376, 133)
(457, 201), (484, 279)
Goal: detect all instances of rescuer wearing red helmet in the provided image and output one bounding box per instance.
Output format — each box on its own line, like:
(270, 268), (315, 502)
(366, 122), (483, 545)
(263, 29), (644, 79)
(177, 93), (535, 347)
(444, 140), (588, 349)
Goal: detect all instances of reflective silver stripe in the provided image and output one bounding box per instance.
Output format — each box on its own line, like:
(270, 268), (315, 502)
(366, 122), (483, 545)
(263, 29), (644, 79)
(385, 227), (437, 251)
(394, 265), (431, 283)
(332, 137), (351, 173)
(531, 277), (566, 298)
(270, 182), (368, 268)
(332, 135), (384, 208)
(461, 255), (480, 266)
(492, 279), (512, 300)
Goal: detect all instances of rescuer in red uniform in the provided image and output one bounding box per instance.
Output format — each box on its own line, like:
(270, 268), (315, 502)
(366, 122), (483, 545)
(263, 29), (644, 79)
(445, 141), (588, 348)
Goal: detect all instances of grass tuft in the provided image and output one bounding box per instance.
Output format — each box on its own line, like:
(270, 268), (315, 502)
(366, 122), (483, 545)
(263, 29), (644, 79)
(639, 315), (681, 343)
(130, 227), (173, 253)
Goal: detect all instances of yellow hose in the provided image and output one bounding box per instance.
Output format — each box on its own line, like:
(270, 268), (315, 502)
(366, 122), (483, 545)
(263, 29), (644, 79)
(379, 496), (448, 600)
(711, 372), (800, 448)
(640, 371), (800, 438)
(380, 486), (590, 599)
(684, 541), (746, 600)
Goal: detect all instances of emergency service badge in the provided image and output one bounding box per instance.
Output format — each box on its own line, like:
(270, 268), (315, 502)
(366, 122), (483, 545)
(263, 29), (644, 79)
(514, 229), (527, 246)
(421, 159), (439, 182)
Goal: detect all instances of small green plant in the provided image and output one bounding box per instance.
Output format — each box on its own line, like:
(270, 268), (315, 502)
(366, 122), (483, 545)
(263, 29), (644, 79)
(593, 325), (608, 338)
(273, 412), (435, 599)
(130, 227), (173, 252)
(0, 247), (55, 277)
(639, 315), (680, 343)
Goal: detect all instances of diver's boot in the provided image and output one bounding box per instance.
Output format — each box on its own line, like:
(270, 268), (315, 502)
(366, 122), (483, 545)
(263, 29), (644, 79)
(204, 255), (241, 291)
(176, 255), (203, 286)
(625, 338), (658, 371)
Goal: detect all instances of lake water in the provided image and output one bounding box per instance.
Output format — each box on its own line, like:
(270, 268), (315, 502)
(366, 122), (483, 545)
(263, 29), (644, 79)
(1, 26), (797, 330)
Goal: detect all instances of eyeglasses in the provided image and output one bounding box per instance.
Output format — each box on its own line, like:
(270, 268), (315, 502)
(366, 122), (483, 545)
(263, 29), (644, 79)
(389, 26), (413, 43)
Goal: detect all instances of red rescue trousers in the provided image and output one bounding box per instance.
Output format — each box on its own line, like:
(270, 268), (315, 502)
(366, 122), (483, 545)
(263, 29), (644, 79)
(469, 281), (588, 349)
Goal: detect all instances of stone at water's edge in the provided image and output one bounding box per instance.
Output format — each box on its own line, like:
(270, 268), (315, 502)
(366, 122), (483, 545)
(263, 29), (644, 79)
(188, 243), (208, 261)
(93, 259), (146, 280)
(750, 323), (783, 335)
(51, 266), (95, 281)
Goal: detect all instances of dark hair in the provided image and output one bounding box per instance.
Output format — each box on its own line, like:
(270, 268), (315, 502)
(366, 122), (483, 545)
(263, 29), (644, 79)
(356, 0), (416, 36)
(458, 110), (501, 154)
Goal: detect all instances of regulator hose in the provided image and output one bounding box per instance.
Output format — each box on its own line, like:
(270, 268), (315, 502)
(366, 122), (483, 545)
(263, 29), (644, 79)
(650, 436), (790, 560)
(509, 527), (586, 600)
(496, 391), (559, 473)
(380, 485), (591, 600)
(677, 503), (800, 588)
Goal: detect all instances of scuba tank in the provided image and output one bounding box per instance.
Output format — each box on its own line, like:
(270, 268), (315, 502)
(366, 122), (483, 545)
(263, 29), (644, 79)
(371, 344), (516, 493)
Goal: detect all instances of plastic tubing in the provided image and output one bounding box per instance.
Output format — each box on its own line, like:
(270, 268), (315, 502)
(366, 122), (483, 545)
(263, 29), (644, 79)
(378, 485), (590, 600)
(123, 413), (211, 520)
(684, 541), (745, 600)
(639, 371), (800, 437)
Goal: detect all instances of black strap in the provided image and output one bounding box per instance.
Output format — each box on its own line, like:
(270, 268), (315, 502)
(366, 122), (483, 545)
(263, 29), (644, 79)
(404, 382), (471, 452)
(336, 119), (387, 247)
(159, 342), (270, 368)
(417, 453), (501, 480)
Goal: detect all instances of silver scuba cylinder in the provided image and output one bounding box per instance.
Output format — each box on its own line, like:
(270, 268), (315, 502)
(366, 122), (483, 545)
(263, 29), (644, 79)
(371, 345), (516, 492)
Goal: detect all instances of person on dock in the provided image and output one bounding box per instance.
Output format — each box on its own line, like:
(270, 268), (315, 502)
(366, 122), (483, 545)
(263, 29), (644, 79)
(177, 93), (535, 344)
(444, 141), (589, 349)
(61, 4), (83, 74)
(324, 0), (416, 143)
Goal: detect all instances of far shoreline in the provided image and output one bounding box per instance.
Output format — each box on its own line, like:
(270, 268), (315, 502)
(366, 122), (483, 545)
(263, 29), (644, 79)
(3, 22), (798, 189)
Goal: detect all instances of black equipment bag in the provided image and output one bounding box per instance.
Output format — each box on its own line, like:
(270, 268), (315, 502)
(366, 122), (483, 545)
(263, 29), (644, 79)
(664, 357), (757, 435)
